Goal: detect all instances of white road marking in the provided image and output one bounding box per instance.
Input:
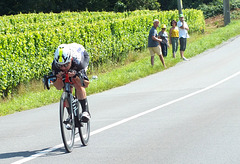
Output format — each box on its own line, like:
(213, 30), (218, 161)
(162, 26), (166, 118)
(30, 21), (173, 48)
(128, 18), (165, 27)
(12, 71), (240, 164)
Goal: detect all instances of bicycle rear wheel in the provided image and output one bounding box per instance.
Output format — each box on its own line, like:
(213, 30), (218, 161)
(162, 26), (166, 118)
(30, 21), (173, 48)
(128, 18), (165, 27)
(78, 102), (90, 146)
(79, 119), (90, 146)
(60, 93), (75, 152)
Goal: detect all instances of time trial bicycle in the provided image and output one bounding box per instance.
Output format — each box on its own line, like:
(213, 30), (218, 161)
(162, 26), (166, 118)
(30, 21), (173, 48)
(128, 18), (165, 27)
(43, 71), (90, 152)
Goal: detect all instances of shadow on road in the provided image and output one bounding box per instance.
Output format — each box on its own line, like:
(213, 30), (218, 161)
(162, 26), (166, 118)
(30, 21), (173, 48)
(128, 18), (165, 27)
(0, 147), (66, 160)
(1, 143), (86, 161)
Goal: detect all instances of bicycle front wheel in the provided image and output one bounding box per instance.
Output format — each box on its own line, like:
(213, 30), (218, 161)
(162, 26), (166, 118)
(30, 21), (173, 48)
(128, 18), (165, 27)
(60, 92), (75, 153)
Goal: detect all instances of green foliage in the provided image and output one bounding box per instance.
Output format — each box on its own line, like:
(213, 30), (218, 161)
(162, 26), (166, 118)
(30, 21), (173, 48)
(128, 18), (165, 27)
(123, 0), (160, 11)
(114, 1), (127, 12)
(198, 0), (240, 18)
(197, 0), (223, 18)
(0, 9), (205, 97)
(157, 0), (215, 10)
(0, 0), (160, 16)
(2, 18), (240, 116)
(231, 9), (240, 19)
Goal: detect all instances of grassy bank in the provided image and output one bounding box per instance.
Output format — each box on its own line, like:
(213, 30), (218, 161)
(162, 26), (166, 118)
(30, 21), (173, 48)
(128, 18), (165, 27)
(1, 18), (240, 116)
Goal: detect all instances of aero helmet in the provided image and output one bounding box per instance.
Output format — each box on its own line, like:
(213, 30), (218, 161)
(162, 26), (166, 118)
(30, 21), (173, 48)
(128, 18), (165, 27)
(54, 44), (72, 65)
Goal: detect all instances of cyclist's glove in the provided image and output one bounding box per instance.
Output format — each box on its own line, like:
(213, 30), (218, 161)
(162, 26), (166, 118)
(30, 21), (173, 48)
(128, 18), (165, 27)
(70, 70), (86, 87)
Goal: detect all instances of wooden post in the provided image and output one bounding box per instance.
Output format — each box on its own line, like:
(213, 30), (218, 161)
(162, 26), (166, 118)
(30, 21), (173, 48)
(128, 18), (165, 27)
(177, 0), (183, 15)
(223, 0), (230, 26)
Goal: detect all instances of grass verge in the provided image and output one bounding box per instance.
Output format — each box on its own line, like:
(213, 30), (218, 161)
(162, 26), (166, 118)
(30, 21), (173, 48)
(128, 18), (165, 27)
(1, 18), (240, 116)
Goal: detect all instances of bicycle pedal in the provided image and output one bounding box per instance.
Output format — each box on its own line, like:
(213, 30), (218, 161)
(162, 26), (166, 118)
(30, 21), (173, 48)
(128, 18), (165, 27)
(74, 119), (81, 128)
(65, 124), (72, 130)
(81, 117), (89, 123)
(63, 118), (72, 130)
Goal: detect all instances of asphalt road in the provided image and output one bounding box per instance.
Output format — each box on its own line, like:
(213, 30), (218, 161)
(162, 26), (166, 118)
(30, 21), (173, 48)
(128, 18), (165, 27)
(1, 36), (240, 164)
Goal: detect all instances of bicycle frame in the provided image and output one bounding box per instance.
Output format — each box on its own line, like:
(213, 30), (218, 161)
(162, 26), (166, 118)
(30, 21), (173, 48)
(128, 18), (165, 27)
(63, 73), (81, 123)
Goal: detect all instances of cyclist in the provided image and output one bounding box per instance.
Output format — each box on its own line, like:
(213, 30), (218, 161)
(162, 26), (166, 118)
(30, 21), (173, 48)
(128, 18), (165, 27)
(51, 43), (90, 122)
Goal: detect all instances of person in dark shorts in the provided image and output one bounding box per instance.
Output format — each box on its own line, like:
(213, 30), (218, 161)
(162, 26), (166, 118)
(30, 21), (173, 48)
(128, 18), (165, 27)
(51, 43), (90, 122)
(158, 24), (169, 57)
(177, 14), (189, 61)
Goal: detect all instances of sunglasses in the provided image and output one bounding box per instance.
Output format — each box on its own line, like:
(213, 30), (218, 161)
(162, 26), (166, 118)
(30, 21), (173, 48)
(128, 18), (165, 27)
(57, 62), (70, 68)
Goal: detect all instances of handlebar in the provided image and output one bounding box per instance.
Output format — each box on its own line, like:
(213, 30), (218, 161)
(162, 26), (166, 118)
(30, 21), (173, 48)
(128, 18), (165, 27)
(43, 71), (85, 90)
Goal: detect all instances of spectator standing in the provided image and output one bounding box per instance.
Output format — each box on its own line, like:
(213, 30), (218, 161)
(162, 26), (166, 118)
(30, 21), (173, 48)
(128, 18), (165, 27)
(177, 14), (189, 61)
(148, 19), (166, 68)
(158, 24), (169, 57)
(169, 20), (179, 58)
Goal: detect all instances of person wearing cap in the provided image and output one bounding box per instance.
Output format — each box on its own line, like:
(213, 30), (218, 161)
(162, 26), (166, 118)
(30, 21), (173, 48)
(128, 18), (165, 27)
(169, 20), (179, 58)
(148, 19), (167, 68)
(158, 24), (169, 57)
(177, 14), (189, 61)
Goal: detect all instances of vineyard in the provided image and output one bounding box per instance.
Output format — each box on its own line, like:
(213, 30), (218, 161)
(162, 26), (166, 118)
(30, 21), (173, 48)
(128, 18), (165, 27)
(0, 9), (205, 97)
